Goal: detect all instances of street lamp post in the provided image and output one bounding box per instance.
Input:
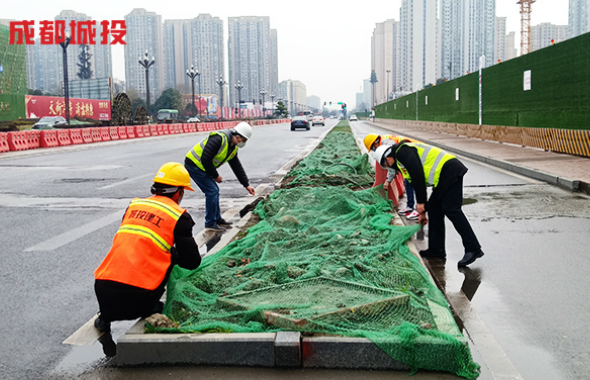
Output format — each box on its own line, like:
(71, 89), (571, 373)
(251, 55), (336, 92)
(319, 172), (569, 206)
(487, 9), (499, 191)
(386, 69), (391, 101)
(186, 65), (200, 119)
(260, 89), (267, 116)
(270, 93), (276, 117)
(138, 51), (155, 116)
(59, 33), (71, 125)
(234, 81), (244, 119)
(216, 75), (226, 119)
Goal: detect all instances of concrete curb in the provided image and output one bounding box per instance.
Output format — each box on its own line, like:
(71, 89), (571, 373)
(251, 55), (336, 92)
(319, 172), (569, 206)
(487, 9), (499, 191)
(367, 121), (587, 193)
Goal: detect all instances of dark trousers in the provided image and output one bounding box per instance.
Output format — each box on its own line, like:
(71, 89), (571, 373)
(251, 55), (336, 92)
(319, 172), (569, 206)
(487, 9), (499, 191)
(95, 280), (165, 323)
(404, 178), (415, 209)
(427, 176), (480, 253)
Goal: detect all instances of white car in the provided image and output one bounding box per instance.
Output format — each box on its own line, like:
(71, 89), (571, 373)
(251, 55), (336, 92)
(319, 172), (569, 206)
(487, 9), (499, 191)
(187, 117), (200, 123)
(349, 115), (358, 121)
(312, 116), (325, 126)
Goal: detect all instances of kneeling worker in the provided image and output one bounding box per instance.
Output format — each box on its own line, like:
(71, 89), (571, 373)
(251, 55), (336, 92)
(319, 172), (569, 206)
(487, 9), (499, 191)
(185, 122), (256, 231)
(94, 162), (201, 334)
(374, 142), (484, 267)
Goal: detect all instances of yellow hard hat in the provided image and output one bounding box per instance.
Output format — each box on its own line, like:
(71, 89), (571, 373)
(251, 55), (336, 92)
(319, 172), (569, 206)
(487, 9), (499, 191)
(153, 162), (194, 191)
(363, 133), (380, 151)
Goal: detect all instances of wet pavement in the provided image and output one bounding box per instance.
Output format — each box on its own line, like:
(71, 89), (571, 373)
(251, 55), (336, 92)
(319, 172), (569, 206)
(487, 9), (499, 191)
(352, 120), (590, 380)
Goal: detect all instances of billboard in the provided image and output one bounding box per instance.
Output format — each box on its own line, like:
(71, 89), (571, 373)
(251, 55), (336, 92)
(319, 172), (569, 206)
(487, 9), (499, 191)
(25, 95), (111, 120)
(68, 78), (112, 101)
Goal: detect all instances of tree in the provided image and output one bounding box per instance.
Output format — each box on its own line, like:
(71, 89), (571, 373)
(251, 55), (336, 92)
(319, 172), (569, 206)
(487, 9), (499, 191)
(27, 89), (43, 95)
(77, 45), (93, 80)
(436, 78), (447, 85)
(153, 88), (183, 113)
(127, 89), (146, 116)
(274, 100), (288, 117)
(370, 70), (378, 106)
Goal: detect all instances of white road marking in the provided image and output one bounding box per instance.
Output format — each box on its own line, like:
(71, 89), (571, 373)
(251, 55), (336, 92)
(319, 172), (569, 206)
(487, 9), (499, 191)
(97, 173), (152, 190)
(24, 210), (124, 252)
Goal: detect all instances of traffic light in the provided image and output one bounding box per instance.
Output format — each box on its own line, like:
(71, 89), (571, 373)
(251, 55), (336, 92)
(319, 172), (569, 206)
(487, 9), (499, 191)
(329, 102), (332, 105)
(341, 103), (347, 109)
(324, 102), (326, 106)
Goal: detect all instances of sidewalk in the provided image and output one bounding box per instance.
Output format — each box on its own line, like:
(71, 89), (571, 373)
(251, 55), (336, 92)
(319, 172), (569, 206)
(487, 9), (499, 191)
(369, 119), (590, 194)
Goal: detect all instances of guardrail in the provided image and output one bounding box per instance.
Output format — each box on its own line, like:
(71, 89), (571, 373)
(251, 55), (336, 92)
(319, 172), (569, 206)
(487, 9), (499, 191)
(0, 119), (289, 153)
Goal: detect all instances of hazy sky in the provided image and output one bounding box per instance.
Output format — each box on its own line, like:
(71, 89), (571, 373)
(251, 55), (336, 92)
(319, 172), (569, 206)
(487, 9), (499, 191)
(4, 0), (568, 107)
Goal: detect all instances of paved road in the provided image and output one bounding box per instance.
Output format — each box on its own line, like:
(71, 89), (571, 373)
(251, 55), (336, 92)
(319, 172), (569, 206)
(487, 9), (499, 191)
(350, 121), (590, 380)
(0, 120), (337, 380)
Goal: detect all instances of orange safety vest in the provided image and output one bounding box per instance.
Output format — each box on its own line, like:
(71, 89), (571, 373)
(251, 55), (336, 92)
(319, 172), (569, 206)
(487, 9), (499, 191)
(95, 195), (185, 290)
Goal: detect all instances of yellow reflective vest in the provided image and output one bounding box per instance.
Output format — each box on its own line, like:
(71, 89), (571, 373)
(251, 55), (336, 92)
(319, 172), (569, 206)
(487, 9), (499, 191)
(395, 142), (456, 188)
(186, 130), (238, 171)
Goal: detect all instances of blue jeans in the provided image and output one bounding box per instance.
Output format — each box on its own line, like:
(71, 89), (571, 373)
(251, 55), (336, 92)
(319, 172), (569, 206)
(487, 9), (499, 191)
(185, 164), (220, 227)
(404, 178), (415, 209)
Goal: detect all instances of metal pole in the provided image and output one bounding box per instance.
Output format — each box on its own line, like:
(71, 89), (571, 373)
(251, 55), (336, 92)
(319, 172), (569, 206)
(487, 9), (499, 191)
(61, 38), (71, 125)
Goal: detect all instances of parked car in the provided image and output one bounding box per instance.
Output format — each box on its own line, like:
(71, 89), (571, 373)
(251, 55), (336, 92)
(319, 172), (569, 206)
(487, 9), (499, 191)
(187, 116), (200, 123)
(312, 116), (325, 126)
(32, 116), (67, 129)
(349, 114), (358, 121)
(291, 116), (310, 131)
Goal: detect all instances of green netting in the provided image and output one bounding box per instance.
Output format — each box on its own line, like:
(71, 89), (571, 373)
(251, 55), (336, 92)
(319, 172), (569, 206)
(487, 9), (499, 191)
(376, 31), (590, 130)
(159, 121), (480, 378)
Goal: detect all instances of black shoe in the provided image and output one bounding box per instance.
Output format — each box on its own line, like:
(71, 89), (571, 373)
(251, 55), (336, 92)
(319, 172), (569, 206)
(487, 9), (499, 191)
(217, 218), (233, 227)
(458, 249), (484, 267)
(205, 223), (226, 231)
(419, 248), (446, 259)
(94, 314), (111, 333)
(98, 332), (117, 357)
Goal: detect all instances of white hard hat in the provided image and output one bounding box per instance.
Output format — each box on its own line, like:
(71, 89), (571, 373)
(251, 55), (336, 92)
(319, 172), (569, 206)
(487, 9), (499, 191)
(233, 122), (253, 141)
(373, 145), (393, 167)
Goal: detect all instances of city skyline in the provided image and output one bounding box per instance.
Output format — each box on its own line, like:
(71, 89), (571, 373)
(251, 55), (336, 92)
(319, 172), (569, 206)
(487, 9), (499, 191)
(3, 0), (569, 108)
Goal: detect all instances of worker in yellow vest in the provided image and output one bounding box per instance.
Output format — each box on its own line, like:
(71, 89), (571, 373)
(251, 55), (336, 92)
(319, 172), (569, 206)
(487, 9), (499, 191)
(94, 162), (201, 341)
(185, 122), (256, 231)
(374, 142), (484, 267)
(364, 133), (419, 219)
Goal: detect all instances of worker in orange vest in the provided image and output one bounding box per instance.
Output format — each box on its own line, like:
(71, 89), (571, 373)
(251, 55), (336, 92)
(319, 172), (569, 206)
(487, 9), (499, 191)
(364, 133), (419, 219)
(94, 162), (201, 341)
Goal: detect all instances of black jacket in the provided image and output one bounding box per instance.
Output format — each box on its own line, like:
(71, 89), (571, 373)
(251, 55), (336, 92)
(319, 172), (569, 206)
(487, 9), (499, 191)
(185, 133), (250, 187)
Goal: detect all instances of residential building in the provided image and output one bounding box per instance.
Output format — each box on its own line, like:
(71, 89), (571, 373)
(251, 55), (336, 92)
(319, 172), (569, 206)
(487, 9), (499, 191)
(371, 19), (398, 104)
(278, 79), (306, 116)
(307, 95), (321, 111)
(531, 23), (568, 51)
(440, 0), (495, 80)
(163, 19), (190, 92)
(495, 17), (507, 63)
(124, 8), (165, 105)
(228, 16), (278, 106)
(189, 14), (225, 97)
(399, 0), (439, 92)
(568, 0), (590, 38)
(506, 31), (517, 60)
(363, 79), (371, 109)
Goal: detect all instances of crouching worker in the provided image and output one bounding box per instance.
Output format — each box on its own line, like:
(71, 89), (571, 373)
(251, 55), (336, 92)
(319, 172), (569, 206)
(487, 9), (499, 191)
(94, 162), (201, 337)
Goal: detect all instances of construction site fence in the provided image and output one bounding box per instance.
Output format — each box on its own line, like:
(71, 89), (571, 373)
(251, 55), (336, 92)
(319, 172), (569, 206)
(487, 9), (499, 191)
(374, 31), (590, 156)
(0, 119), (290, 154)
(375, 118), (590, 158)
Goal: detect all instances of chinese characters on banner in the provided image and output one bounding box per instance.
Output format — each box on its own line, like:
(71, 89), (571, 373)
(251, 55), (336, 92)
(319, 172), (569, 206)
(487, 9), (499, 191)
(25, 95), (111, 121)
(9, 20), (126, 45)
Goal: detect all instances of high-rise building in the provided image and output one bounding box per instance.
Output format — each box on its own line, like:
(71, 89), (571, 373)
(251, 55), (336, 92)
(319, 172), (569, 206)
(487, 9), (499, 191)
(568, 0), (590, 38)
(25, 11), (112, 94)
(163, 19), (190, 92)
(531, 23), (568, 51)
(506, 31), (517, 60)
(278, 79), (306, 116)
(495, 17), (507, 63)
(399, 0), (439, 92)
(363, 79), (371, 109)
(307, 95), (321, 111)
(189, 14), (224, 97)
(124, 8), (165, 104)
(371, 19), (398, 104)
(440, 0), (495, 80)
(228, 16), (278, 106)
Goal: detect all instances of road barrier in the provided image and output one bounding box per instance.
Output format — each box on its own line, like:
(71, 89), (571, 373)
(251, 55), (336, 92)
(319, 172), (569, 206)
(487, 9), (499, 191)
(1, 119), (290, 155)
(69, 129), (84, 145)
(81, 128), (93, 143)
(7, 131), (29, 151)
(26, 130), (41, 149)
(57, 129), (72, 146)
(109, 127), (119, 140)
(0, 133), (9, 152)
(40, 130), (59, 147)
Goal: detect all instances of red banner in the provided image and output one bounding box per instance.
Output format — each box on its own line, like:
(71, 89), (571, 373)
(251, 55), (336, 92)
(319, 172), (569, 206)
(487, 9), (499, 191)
(25, 95), (111, 121)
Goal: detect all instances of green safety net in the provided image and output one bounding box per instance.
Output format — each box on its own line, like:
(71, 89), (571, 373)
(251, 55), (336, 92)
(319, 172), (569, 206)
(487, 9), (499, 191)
(158, 121), (480, 379)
